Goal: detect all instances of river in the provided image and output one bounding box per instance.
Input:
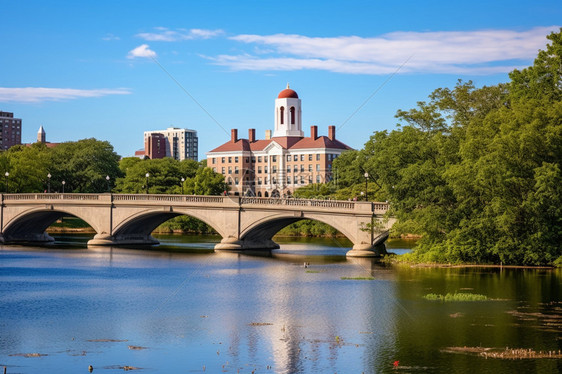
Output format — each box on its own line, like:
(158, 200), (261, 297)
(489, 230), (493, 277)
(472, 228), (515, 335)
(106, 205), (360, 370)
(0, 235), (560, 373)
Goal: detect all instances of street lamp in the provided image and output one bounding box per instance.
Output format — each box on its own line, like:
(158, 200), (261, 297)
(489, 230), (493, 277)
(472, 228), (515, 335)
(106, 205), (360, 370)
(47, 173), (51, 193)
(364, 172), (369, 201)
(180, 177), (185, 194)
(145, 172), (150, 194)
(62, 180), (66, 194)
(106, 175), (110, 192)
(4, 171), (9, 193)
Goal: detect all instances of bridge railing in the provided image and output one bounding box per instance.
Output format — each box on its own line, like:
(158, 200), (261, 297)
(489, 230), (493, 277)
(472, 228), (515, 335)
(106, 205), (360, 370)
(2, 193), (101, 201)
(0, 193), (390, 213)
(112, 194), (225, 203)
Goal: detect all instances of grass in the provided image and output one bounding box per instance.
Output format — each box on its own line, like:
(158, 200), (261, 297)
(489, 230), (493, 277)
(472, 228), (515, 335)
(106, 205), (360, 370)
(424, 292), (488, 302)
(341, 277), (375, 280)
(305, 270), (320, 273)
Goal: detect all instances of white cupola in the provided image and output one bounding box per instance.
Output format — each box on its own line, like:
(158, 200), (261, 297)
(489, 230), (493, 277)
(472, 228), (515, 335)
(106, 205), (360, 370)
(273, 84), (303, 137)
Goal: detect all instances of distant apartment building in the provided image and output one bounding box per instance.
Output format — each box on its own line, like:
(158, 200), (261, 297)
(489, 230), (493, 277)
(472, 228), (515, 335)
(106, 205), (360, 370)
(0, 111), (22, 150)
(206, 85), (351, 197)
(142, 127), (198, 161)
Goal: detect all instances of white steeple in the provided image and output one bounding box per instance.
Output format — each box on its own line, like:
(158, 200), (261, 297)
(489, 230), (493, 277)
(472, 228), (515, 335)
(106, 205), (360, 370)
(273, 84), (303, 138)
(37, 125), (46, 143)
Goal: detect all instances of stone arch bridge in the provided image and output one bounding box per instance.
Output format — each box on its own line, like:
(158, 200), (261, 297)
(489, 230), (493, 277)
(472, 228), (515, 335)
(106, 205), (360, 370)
(0, 194), (392, 257)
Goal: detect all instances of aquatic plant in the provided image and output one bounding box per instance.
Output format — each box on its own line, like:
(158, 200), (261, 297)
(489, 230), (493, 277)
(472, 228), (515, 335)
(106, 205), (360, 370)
(424, 292), (488, 302)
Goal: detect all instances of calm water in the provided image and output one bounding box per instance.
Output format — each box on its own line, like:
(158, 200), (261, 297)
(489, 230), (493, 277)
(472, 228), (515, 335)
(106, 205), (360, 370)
(0, 235), (560, 373)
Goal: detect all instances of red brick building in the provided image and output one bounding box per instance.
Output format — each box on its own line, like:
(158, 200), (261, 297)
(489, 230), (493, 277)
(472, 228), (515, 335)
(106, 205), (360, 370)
(207, 86), (351, 196)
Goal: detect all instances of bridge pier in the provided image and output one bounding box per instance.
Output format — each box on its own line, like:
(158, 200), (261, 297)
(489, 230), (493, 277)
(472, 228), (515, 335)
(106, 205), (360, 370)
(0, 232), (55, 244)
(214, 237), (280, 253)
(345, 231), (389, 258)
(87, 233), (159, 246)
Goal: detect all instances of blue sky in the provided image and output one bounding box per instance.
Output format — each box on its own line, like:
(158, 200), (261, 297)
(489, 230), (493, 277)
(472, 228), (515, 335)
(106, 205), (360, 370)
(1, 0), (560, 160)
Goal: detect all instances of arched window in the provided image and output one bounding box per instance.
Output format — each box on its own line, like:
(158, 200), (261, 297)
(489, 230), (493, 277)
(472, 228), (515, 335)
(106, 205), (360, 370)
(280, 106), (285, 124)
(258, 191), (262, 197)
(265, 191), (269, 197)
(290, 107), (295, 124)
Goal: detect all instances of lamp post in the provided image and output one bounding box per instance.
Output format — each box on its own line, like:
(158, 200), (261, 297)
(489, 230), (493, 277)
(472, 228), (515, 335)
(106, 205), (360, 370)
(4, 171), (8, 193)
(62, 180), (66, 194)
(180, 177), (185, 195)
(106, 175), (110, 192)
(145, 173), (149, 194)
(364, 172), (369, 201)
(47, 173), (51, 193)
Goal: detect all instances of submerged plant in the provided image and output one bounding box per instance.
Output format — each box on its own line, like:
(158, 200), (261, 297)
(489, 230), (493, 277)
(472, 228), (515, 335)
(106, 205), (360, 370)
(424, 292), (488, 302)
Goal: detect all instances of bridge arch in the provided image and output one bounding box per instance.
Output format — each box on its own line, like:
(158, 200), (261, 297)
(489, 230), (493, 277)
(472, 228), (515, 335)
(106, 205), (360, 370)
(236, 212), (365, 250)
(107, 207), (228, 245)
(1, 206), (100, 243)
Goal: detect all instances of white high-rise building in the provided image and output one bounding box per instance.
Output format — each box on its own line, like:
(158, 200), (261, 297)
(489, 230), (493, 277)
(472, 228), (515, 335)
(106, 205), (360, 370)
(143, 127), (198, 161)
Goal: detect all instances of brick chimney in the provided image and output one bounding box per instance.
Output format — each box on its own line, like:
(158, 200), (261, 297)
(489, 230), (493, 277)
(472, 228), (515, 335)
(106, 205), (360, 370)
(249, 128), (256, 142)
(310, 125), (318, 140)
(328, 125), (336, 141)
(265, 129), (272, 140)
(231, 129), (238, 143)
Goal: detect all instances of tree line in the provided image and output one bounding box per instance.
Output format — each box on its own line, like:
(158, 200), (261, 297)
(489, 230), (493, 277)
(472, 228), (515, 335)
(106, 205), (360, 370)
(295, 29), (562, 265)
(0, 140), (225, 195)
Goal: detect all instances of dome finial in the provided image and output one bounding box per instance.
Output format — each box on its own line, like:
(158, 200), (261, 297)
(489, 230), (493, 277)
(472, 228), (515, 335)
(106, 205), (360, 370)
(286, 83), (290, 89)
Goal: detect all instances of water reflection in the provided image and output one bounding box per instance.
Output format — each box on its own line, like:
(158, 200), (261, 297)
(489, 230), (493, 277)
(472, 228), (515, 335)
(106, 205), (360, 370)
(0, 235), (560, 374)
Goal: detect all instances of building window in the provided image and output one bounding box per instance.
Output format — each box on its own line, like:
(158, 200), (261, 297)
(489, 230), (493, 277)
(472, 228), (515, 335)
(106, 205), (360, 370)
(235, 177), (239, 185)
(222, 157), (225, 163)
(290, 106), (295, 124)
(294, 155), (298, 161)
(258, 178), (262, 185)
(228, 157), (232, 163)
(212, 158), (216, 164)
(258, 166), (262, 173)
(272, 155), (277, 162)
(272, 166), (277, 173)
(235, 166), (239, 174)
(228, 167), (232, 174)
(308, 154), (312, 161)
(308, 165), (312, 172)
(258, 156), (262, 162)
(287, 155), (291, 161)
(245, 157), (249, 163)
(294, 165), (298, 172)
(264, 166), (268, 173)
(272, 177), (277, 184)
(316, 154), (321, 161)
(221, 167), (225, 174)
(294, 176), (298, 184)
(280, 106), (285, 124)
(287, 177), (291, 184)
(235, 157), (239, 163)
(308, 175), (312, 183)
(251, 157), (256, 163)
(300, 165), (304, 172)
(316, 175), (321, 183)
(287, 166), (291, 173)
(300, 154), (304, 161)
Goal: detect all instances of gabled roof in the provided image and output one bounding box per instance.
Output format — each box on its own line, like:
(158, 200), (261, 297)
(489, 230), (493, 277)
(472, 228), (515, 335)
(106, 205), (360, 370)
(208, 135), (351, 153)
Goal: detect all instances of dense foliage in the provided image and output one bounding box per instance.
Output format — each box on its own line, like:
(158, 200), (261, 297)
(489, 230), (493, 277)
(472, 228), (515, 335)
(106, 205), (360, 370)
(295, 30), (562, 265)
(0, 139), (122, 193)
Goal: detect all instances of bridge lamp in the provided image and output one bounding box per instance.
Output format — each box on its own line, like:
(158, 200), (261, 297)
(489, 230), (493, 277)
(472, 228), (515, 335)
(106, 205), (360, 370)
(181, 177), (185, 195)
(62, 180), (66, 194)
(4, 171), (8, 193)
(145, 173), (150, 194)
(47, 173), (52, 193)
(106, 175), (110, 192)
(364, 172), (369, 201)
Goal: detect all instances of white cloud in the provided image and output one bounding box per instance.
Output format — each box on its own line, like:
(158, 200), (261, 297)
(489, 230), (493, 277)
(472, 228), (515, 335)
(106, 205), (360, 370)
(136, 28), (223, 42)
(211, 26), (559, 75)
(127, 44), (157, 59)
(0, 87), (131, 103)
(102, 33), (120, 41)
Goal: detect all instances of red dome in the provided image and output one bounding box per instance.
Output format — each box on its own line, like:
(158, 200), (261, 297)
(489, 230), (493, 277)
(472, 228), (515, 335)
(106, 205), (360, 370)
(278, 88), (299, 99)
